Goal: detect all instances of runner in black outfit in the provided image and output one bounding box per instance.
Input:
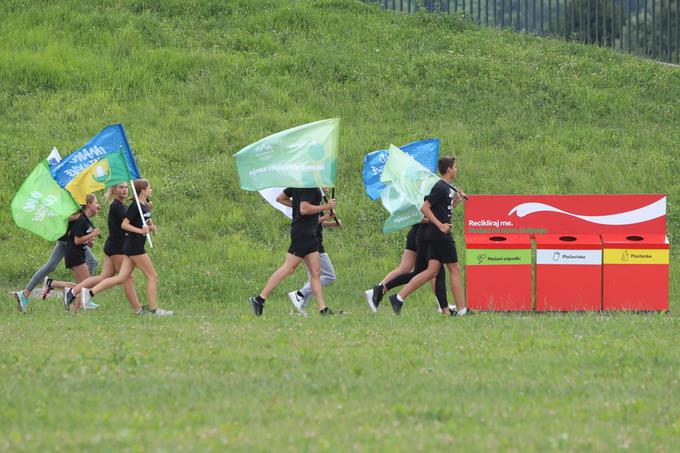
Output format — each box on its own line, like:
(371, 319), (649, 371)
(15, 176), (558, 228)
(388, 156), (468, 316)
(73, 179), (173, 316)
(65, 183), (142, 314)
(367, 220), (453, 313)
(249, 188), (337, 316)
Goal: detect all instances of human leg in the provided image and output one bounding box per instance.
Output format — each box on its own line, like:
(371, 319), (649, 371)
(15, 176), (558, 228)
(260, 253), (304, 300)
(302, 252), (327, 311)
(22, 242), (67, 297)
(129, 254), (158, 310)
(298, 253), (336, 307)
(111, 254), (142, 313)
(85, 246), (98, 276)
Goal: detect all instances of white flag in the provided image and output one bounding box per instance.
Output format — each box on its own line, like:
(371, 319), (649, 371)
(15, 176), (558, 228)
(258, 187), (292, 219)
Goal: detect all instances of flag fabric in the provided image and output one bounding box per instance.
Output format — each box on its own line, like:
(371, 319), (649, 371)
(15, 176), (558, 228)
(50, 124), (141, 203)
(258, 187), (292, 219)
(380, 145), (440, 233)
(11, 161), (80, 241)
(61, 149), (133, 204)
(47, 147), (61, 166)
(234, 118), (340, 191)
(362, 139), (439, 200)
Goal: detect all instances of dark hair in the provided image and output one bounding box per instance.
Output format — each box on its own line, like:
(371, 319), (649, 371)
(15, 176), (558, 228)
(437, 156), (456, 175)
(132, 178), (149, 197)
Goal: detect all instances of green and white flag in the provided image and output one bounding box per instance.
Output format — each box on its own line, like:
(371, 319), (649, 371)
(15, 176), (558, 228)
(234, 118), (340, 191)
(11, 161), (80, 241)
(380, 144), (440, 233)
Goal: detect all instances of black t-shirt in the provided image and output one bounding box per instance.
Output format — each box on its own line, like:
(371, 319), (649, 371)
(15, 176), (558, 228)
(424, 179), (455, 241)
(124, 201), (151, 251)
(67, 214), (93, 251)
(283, 187), (322, 242)
(104, 199), (128, 254)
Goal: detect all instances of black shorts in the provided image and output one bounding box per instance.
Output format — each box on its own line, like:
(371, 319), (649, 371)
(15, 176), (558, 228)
(65, 249), (86, 269)
(288, 238), (320, 258)
(104, 238), (124, 257)
(123, 238), (146, 256)
(425, 238), (458, 264)
(405, 225), (419, 252)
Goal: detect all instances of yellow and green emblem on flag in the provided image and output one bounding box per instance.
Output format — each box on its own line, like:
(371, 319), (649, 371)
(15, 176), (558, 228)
(65, 149), (132, 204)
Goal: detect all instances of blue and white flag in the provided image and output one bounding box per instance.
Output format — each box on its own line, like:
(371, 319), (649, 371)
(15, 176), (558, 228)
(362, 139), (439, 200)
(50, 124), (141, 193)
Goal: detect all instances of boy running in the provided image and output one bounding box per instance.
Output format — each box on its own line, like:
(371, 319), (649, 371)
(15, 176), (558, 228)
(287, 188), (340, 315)
(387, 156), (467, 316)
(249, 188), (337, 316)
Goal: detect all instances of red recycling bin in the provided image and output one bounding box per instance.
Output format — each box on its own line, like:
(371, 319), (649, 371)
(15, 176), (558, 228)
(602, 234), (669, 311)
(465, 234), (532, 311)
(535, 234), (602, 311)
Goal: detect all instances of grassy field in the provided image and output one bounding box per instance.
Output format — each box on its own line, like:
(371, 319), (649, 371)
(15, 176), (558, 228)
(1, 0), (679, 450)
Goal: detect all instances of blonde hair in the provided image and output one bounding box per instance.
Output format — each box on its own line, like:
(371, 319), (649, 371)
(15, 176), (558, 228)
(105, 183), (127, 204)
(80, 193), (96, 208)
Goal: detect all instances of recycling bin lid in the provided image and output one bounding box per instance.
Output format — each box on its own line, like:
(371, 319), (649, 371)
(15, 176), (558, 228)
(465, 234), (532, 249)
(601, 233), (669, 249)
(534, 234), (602, 249)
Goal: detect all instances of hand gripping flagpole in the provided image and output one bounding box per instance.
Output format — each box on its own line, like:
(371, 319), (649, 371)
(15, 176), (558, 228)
(131, 179), (153, 248)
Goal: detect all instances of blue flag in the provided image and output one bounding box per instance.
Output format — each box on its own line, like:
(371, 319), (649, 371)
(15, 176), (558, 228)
(362, 139), (439, 200)
(50, 124), (141, 194)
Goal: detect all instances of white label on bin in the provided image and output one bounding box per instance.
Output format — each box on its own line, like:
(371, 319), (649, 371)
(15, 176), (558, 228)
(537, 249), (602, 265)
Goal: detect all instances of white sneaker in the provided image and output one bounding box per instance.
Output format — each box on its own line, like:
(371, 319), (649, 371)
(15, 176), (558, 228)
(151, 307), (173, 316)
(83, 301), (99, 310)
(81, 288), (92, 309)
(365, 289), (376, 313)
(456, 307), (468, 317)
(288, 291), (304, 312)
(438, 303), (457, 314)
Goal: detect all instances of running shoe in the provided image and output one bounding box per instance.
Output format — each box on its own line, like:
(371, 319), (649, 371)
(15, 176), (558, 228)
(372, 283), (384, 306)
(83, 300), (99, 310)
(80, 288), (93, 309)
(15, 292), (29, 313)
(41, 277), (54, 300)
(456, 307), (468, 317)
(319, 307), (334, 316)
(63, 288), (76, 311)
(389, 294), (403, 315)
(365, 289), (377, 313)
(149, 307), (173, 316)
(288, 290), (304, 312)
(249, 296), (264, 316)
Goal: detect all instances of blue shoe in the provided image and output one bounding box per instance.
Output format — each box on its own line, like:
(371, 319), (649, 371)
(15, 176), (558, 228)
(15, 292), (29, 313)
(83, 301), (99, 310)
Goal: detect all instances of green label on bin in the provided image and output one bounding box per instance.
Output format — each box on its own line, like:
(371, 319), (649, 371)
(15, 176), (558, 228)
(466, 249), (532, 266)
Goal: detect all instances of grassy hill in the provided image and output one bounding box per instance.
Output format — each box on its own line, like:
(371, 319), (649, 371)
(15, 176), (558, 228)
(1, 0), (679, 450)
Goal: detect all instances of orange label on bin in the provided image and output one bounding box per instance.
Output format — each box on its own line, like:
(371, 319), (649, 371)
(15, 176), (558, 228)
(603, 249), (669, 264)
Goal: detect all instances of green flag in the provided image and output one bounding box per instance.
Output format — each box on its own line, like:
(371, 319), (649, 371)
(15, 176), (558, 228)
(380, 145), (440, 233)
(11, 161), (80, 241)
(234, 118), (340, 191)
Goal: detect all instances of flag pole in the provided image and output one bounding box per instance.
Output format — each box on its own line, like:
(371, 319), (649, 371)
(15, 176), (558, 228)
(130, 179), (153, 248)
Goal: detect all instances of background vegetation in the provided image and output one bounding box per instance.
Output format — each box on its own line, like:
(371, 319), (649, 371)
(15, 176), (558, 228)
(1, 0), (678, 450)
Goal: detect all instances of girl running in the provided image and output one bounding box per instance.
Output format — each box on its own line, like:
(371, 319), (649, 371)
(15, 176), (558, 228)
(14, 212), (98, 313)
(64, 183), (143, 314)
(70, 179), (172, 316)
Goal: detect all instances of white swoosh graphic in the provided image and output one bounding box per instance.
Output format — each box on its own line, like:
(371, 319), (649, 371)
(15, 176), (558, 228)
(507, 197), (666, 225)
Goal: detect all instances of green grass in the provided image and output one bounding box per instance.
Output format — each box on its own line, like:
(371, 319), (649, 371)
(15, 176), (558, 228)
(1, 0), (679, 450)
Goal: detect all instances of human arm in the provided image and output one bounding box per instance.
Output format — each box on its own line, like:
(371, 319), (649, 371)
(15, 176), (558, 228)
(276, 191), (293, 208)
(421, 200), (450, 235)
(74, 220), (101, 245)
(452, 189), (466, 209)
(121, 218), (151, 235)
(300, 198), (335, 215)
